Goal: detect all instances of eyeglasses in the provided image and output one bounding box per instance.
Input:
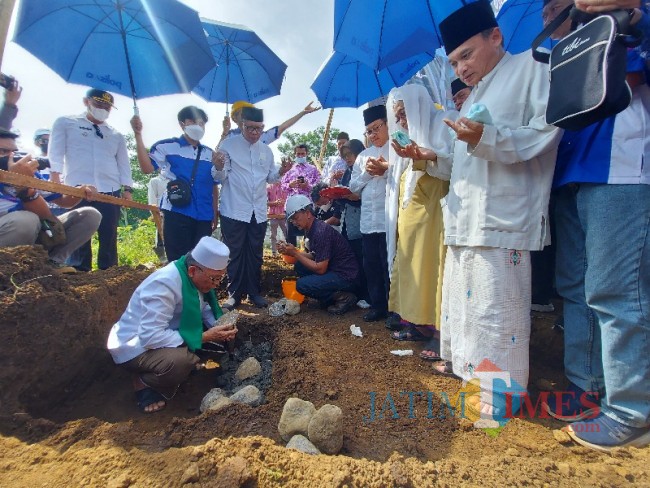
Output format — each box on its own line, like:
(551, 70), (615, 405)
(195, 266), (226, 286)
(364, 121), (385, 136)
(243, 124), (264, 134)
(92, 124), (104, 139)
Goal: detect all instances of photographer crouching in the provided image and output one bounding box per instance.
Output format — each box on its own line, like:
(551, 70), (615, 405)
(0, 129), (101, 273)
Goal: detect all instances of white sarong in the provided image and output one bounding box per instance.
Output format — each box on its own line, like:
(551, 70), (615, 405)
(440, 245), (531, 415)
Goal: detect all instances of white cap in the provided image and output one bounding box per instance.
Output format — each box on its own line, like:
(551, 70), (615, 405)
(190, 237), (229, 270)
(34, 128), (51, 139)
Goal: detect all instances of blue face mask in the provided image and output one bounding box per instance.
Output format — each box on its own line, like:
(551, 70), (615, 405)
(295, 156), (307, 164)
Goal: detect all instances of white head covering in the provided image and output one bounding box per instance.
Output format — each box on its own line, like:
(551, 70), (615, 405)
(190, 237), (229, 270)
(385, 83), (457, 276)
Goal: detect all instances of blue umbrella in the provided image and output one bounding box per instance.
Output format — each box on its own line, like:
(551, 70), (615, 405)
(496, 0), (553, 54)
(310, 50), (431, 109)
(192, 19), (287, 109)
(333, 0), (444, 70)
(13, 0), (215, 111)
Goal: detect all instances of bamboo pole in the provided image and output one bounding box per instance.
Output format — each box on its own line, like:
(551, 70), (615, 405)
(0, 0), (17, 70)
(316, 108), (334, 171)
(0, 169), (159, 213)
(1, 169), (164, 251)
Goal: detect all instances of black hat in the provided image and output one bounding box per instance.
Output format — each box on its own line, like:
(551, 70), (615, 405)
(451, 78), (470, 96)
(0, 128), (19, 139)
(241, 106), (264, 122)
(86, 88), (116, 107)
(439, 1), (498, 55)
(363, 105), (387, 126)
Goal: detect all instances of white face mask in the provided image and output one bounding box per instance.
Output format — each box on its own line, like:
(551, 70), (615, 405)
(183, 124), (205, 141)
(88, 105), (110, 122)
(295, 156), (307, 164)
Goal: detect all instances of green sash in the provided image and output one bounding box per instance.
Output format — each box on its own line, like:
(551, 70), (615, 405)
(174, 255), (224, 351)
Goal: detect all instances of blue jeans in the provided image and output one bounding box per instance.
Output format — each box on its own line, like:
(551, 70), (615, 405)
(295, 261), (356, 302)
(555, 183), (650, 427)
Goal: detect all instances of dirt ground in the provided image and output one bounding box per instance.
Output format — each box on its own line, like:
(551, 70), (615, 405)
(0, 245), (648, 487)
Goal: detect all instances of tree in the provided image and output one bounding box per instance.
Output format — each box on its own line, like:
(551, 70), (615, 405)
(277, 126), (341, 168)
(121, 133), (151, 226)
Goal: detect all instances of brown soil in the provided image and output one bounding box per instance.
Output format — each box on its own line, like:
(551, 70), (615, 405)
(0, 246), (647, 487)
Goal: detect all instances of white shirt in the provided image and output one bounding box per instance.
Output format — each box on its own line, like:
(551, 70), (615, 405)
(349, 142), (390, 234)
(321, 154), (347, 183)
(440, 52), (562, 251)
(213, 134), (279, 223)
(147, 174), (169, 207)
(48, 113), (132, 192)
(107, 263), (218, 364)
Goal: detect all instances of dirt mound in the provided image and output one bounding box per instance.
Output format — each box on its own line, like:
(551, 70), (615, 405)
(0, 247), (648, 487)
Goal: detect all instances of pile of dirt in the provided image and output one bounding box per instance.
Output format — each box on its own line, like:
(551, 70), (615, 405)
(0, 247), (648, 487)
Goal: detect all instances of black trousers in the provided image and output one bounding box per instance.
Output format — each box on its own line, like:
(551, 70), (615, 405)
(362, 232), (389, 313)
(348, 237), (369, 301)
(162, 209), (213, 262)
(220, 213), (267, 298)
(75, 190), (121, 271)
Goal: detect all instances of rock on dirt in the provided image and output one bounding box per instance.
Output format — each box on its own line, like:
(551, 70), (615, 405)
(214, 456), (252, 488)
(307, 404), (343, 455)
(278, 398), (316, 441)
(229, 385), (262, 406)
(286, 435), (321, 455)
(234, 357), (262, 381)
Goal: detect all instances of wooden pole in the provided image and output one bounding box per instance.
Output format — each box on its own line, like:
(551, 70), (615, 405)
(0, 0), (17, 70)
(316, 108), (334, 171)
(0, 169), (160, 213)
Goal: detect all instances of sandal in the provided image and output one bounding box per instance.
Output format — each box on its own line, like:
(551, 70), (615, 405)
(384, 313), (403, 331)
(419, 336), (442, 361)
(135, 387), (166, 414)
(431, 360), (458, 378)
(391, 325), (430, 342)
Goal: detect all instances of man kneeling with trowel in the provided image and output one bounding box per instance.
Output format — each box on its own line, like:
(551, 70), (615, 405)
(107, 236), (237, 413)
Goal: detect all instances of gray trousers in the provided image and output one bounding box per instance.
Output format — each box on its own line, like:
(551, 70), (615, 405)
(0, 208), (102, 264)
(122, 347), (200, 399)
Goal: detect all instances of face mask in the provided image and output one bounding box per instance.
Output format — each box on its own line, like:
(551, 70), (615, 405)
(295, 156), (307, 164)
(39, 142), (48, 154)
(0, 155), (9, 171)
(88, 105), (110, 122)
(183, 124), (205, 141)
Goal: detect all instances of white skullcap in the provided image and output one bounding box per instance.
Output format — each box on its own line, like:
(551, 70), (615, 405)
(191, 236), (229, 270)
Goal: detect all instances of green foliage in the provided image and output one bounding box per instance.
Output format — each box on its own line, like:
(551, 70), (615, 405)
(277, 126), (341, 165)
(91, 219), (158, 268)
(122, 134), (152, 226)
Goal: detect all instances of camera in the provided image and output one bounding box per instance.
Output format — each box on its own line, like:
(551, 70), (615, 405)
(13, 152), (50, 170)
(0, 73), (16, 90)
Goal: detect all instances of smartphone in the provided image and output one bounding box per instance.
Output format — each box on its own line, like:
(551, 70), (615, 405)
(0, 73), (16, 90)
(391, 130), (411, 148)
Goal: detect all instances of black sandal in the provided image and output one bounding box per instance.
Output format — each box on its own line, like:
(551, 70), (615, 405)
(135, 388), (166, 414)
(419, 336), (442, 361)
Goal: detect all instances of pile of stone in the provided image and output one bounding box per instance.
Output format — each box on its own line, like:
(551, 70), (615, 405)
(199, 357), (264, 413)
(278, 398), (344, 455)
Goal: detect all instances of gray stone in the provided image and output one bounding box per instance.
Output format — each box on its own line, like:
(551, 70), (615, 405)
(235, 357), (262, 381)
(286, 435), (321, 455)
(278, 398), (316, 441)
(200, 388), (229, 413)
(307, 404), (343, 454)
(180, 463), (200, 484)
(230, 385), (262, 406)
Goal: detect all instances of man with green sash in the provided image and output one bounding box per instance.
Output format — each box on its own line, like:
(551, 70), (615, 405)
(107, 236), (237, 413)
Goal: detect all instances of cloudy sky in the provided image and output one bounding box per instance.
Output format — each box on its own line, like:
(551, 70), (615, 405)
(2, 0), (367, 158)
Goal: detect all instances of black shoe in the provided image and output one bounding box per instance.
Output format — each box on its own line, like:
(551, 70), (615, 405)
(385, 312), (402, 330)
(249, 294), (268, 308)
(327, 291), (357, 315)
(363, 309), (388, 322)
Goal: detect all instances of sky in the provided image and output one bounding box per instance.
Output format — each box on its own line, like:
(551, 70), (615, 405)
(1, 0), (367, 159)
